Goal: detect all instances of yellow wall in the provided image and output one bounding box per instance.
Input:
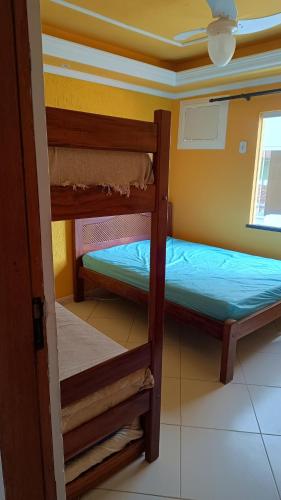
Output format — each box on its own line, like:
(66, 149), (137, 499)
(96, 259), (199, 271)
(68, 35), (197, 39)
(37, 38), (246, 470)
(46, 73), (281, 298)
(44, 73), (171, 297)
(169, 91), (281, 260)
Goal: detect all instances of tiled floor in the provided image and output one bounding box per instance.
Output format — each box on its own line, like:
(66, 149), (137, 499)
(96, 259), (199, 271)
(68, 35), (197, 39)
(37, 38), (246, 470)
(62, 296), (281, 500)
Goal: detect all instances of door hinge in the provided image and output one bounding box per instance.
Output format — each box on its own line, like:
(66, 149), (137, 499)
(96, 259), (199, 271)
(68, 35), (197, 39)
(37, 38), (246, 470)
(32, 297), (44, 351)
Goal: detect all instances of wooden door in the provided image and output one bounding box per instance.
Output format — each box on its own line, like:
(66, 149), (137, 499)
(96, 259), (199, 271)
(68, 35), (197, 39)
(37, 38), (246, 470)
(0, 0), (57, 498)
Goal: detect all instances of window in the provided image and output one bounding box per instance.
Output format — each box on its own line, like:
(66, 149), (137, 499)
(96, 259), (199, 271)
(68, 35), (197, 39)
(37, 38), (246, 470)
(251, 111), (281, 229)
(177, 99), (229, 150)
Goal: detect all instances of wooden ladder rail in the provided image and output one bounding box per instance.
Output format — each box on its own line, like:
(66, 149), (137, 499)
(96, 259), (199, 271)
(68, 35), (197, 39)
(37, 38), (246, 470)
(145, 109), (171, 462)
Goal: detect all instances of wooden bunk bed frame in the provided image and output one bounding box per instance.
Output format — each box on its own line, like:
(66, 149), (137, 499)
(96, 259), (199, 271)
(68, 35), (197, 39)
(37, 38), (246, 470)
(71, 205), (281, 386)
(47, 106), (171, 499)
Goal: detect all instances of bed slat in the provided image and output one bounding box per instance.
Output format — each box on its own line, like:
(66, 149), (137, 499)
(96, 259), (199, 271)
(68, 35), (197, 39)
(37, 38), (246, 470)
(64, 391), (150, 461)
(51, 185), (156, 221)
(60, 343), (151, 408)
(47, 107), (157, 152)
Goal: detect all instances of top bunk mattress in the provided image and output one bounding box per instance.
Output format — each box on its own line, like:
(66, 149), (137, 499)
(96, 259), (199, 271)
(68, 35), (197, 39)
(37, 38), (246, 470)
(56, 303), (153, 433)
(82, 237), (281, 321)
(49, 147), (153, 195)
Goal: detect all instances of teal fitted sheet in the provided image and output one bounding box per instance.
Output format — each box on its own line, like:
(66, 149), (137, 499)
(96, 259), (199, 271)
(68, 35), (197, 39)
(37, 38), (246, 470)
(82, 237), (281, 321)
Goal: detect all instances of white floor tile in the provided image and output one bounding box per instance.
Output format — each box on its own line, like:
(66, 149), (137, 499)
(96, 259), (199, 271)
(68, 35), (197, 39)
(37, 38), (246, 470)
(63, 298), (281, 500)
(126, 341), (146, 350)
(161, 378), (181, 425)
(179, 323), (245, 382)
(164, 317), (182, 345)
(90, 297), (137, 319)
(83, 490), (179, 500)
(126, 343), (181, 381)
(128, 310), (181, 346)
(163, 343), (181, 378)
(263, 434), (281, 495)
(249, 385), (281, 435)
(128, 309), (149, 344)
(180, 325), (219, 382)
(181, 380), (259, 432)
(97, 425), (181, 498)
(240, 352), (281, 387)
(181, 427), (279, 500)
(87, 315), (133, 344)
(64, 300), (97, 321)
(181, 339), (243, 383)
(238, 322), (281, 356)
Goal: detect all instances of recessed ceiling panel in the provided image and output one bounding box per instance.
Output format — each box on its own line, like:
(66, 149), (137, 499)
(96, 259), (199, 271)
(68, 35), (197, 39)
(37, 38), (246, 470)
(41, 0), (281, 63)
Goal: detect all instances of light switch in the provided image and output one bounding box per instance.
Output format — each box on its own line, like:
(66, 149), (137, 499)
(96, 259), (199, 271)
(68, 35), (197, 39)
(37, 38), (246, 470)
(239, 141), (247, 154)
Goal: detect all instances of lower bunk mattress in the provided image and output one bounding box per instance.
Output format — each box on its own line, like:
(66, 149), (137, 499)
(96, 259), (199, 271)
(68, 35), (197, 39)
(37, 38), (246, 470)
(82, 237), (281, 321)
(56, 303), (153, 483)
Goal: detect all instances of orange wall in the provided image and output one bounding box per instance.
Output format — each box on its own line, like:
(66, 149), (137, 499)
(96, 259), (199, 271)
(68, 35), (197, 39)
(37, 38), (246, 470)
(169, 89), (281, 260)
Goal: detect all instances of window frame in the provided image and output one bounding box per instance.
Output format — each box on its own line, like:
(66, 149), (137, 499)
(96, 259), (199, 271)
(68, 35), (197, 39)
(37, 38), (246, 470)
(248, 109), (281, 232)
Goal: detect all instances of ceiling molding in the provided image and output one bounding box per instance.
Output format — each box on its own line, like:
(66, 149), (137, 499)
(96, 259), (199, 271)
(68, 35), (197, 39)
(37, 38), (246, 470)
(50, 0), (183, 47)
(44, 63), (281, 101)
(42, 35), (176, 86)
(42, 35), (281, 90)
(176, 48), (281, 86)
(43, 64), (174, 98)
(177, 74), (281, 99)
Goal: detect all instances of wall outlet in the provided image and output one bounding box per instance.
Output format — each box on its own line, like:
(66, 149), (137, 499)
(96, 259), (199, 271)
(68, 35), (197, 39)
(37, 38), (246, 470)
(239, 141), (247, 154)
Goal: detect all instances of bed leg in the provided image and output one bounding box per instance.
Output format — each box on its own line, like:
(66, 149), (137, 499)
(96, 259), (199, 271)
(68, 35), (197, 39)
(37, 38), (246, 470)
(73, 276), (84, 302)
(144, 385), (161, 463)
(220, 320), (237, 384)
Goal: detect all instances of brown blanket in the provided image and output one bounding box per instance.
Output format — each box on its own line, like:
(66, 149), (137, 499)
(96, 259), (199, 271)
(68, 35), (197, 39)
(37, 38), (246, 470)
(49, 147), (154, 196)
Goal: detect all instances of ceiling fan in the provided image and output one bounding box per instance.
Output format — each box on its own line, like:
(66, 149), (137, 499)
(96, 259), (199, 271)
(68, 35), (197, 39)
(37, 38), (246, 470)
(174, 0), (281, 67)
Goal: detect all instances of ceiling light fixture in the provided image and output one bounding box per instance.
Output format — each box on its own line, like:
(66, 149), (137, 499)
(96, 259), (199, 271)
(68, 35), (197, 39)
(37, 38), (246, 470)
(174, 0), (281, 67)
(207, 18), (237, 67)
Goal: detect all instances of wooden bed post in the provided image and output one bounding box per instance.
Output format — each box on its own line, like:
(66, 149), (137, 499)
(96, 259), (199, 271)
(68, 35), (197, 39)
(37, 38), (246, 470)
(72, 220), (85, 302)
(220, 320), (238, 384)
(145, 109), (171, 462)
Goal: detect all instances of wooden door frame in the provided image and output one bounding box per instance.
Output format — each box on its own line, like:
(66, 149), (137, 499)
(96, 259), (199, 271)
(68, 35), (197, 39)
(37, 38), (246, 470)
(0, 0), (58, 498)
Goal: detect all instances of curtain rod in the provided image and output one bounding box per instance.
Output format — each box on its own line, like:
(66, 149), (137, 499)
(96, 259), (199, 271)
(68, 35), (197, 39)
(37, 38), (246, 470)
(209, 87), (281, 103)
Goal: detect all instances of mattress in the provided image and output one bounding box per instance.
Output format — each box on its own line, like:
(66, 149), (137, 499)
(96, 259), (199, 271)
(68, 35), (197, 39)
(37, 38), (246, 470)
(56, 303), (153, 433)
(65, 419), (143, 484)
(49, 147), (153, 195)
(82, 237), (281, 321)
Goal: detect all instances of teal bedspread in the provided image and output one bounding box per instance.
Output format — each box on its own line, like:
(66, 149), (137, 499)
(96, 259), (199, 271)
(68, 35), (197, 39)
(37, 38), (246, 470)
(82, 237), (281, 321)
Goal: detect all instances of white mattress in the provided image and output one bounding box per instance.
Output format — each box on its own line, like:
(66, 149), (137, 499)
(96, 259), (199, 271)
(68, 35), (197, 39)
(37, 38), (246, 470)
(56, 302), (125, 381)
(56, 303), (153, 433)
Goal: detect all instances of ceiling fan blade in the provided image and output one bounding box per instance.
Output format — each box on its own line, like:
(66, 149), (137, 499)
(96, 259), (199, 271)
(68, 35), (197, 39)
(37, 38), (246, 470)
(207, 0), (237, 21)
(174, 28), (206, 41)
(236, 12), (281, 35)
(181, 36), (209, 47)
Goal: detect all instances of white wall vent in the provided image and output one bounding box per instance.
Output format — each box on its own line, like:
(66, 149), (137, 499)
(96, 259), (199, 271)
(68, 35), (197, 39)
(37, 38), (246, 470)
(178, 99), (229, 150)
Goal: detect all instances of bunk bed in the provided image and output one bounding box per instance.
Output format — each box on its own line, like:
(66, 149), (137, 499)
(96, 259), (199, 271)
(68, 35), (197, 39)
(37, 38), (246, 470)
(47, 106), (170, 499)
(70, 206), (281, 385)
